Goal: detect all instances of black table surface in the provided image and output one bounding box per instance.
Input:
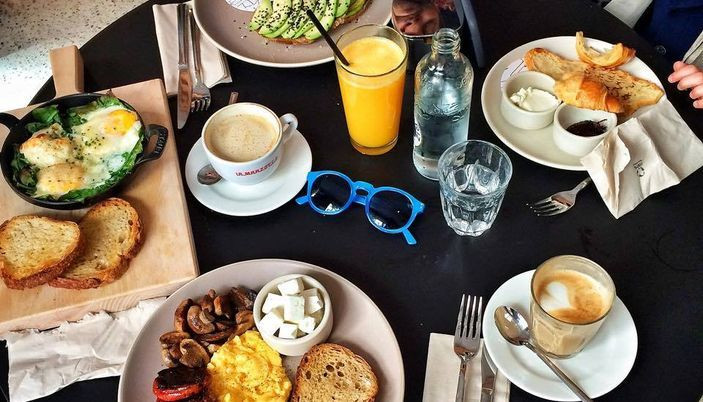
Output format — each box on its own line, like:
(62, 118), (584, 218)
(4, 0), (702, 401)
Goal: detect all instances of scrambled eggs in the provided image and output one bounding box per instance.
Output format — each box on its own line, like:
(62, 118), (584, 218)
(207, 331), (291, 402)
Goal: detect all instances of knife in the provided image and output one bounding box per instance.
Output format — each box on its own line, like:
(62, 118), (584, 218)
(480, 345), (497, 402)
(176, 3), (193, 129)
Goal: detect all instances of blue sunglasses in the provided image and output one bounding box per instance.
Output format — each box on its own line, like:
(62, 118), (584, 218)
(296, 170), (425, 245)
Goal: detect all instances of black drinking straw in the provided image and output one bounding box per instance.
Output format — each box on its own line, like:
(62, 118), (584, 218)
(305, 9), (350, 66)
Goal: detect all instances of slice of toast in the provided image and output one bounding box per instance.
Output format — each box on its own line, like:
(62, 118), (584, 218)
(267, 0), (373, 45)
(0, 216), (82, 289)
(525, 48), (664, 115)
(290, 343), (378, 402)
(49, 198), (142, 289)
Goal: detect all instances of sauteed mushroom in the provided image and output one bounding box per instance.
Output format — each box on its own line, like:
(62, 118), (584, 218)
(179, 339), (210, 368)
(213, 295), (234, 319)
(187, 305), (216, 334)
(234, 310), (255, 336)
(198, 293), (215, 314)
(230, 286), (257, 310)
(159, 331), (191, 346)
(161, 347), (178, 368)
(174, 299), (193, 332)
(197, 329), (234, 344)
(215, 320), (236, 331)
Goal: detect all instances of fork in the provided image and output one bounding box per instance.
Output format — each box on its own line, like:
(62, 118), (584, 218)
(188, 8), (211, 112)
(527, 177), (592, 216)
(454, 294), (483, 402)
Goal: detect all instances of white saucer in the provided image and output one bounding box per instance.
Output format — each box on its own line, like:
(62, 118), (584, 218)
(480, 36), (664, 171)
(185, 131), (312, 216)
(482, 270), (637, 401)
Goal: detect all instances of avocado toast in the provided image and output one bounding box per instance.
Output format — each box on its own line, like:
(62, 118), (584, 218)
(249, 0), (372, 44)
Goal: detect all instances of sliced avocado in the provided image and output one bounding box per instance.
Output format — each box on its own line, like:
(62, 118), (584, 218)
(249, 0), (273, 31)
(334, 0), (350, 17)
(304, 0), (336, 40)
(344, 0), (364, 16)
(258, 0), (292, 35)
(292, 0), (324, 38)
(263, 18), (291, 38)
(281, 0), (305, 39)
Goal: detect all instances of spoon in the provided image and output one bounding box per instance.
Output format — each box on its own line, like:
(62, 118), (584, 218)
(494, 306), (593, 402)
(197, 91), (240, 185)
(197, 164), (221, 185)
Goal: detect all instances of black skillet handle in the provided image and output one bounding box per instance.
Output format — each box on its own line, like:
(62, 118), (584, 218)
(0, 113), (20, 129)
(136, 124), (168, 166)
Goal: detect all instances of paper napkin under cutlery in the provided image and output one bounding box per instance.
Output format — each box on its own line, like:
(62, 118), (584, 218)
(423, 333), (510, 402)
(581, 99), (703, 218)
(153, 3), (232, 96)
(0, 298), (165, 402)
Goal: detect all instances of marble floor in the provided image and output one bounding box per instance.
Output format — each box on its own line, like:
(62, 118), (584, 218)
(0, 0), (147, 111)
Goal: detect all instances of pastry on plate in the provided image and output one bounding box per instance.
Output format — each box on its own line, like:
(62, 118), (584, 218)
(525, 47), (663, 116)
(554, 73), (624, 113)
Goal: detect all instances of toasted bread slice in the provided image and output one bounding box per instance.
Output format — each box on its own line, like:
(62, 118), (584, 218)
(268, 0), (372, 45)
(290, 343), (378, 402)
(0, 216), (82, 289)
(525, 48), (664, 115)
(49, 198), (142, 289)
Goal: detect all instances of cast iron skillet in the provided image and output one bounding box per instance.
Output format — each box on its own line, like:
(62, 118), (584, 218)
(0, 93), (168, 210)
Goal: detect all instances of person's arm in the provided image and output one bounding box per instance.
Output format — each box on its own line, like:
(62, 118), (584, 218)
(668, 61), (703, 109)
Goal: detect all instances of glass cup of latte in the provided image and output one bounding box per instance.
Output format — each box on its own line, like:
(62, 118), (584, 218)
(530, 255), (615, 358)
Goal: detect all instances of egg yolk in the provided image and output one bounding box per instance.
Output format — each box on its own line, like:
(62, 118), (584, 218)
(102, 109), (137, 135)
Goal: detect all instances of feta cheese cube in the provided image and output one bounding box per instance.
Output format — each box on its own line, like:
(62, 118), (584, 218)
(297, 316), (317, 334)
(258, 309), (283, 336)
(305, 295), (324, 314)
(283, 295), (305, 323)
(301, 288), (319, 299)
(262, 293), (285, 314)
(277, 277), (304, 295)
(310, 309), (324, 324)
(278, 323), (299, 339)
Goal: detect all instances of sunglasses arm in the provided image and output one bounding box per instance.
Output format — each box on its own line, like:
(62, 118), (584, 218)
(402, 230), (417, 245)
(295, 195), (310, 205)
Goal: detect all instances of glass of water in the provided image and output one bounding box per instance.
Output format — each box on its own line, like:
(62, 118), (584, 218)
(438, 140), (512, 236)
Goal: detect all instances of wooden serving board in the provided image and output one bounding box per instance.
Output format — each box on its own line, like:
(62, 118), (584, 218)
(0, 50), (199, 332)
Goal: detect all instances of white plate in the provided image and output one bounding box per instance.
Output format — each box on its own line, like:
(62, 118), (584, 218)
(118, 259), (404, 401)
(185, 131), (312, 216)
(482, 270), (638, 401)
(193, 0), (392, 68)
(481, 36), (664, 171)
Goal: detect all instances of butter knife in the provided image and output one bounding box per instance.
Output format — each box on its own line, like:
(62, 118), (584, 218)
(176, 3), (192, 129)
(480, 345), (497, 402)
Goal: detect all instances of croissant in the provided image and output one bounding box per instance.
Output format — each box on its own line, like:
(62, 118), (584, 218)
(554, 74), (624, 113)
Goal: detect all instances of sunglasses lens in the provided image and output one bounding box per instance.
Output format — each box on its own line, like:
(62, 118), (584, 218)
(368, 191), (413, 230)
(310, 174), (352, 213)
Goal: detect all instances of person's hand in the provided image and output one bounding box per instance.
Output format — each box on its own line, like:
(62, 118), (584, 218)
(668, 61), (703, 109)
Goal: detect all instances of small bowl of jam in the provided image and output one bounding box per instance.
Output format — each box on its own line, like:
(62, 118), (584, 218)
(552, 104), (617, 157)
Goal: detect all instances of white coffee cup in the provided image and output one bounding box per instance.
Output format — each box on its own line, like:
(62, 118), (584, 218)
(202, 103), (298, 185)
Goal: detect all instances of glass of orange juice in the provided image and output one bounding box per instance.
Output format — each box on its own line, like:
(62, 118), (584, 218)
(335, 25), (408, 155)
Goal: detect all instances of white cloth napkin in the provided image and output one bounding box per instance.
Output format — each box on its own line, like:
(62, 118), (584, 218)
(0, 298), (166, 402)
(423, 333), (510, 402)
(581, 99), (703, 218)
(153, 3), (232, 96)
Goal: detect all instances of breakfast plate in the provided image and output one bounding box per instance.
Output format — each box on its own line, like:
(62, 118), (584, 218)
(185, 131), (312, 216)
(118, 259), (404, 401)
(193, 0), (392, 68)
(481, 36), (664, 171)
(482, 270), (637, 401)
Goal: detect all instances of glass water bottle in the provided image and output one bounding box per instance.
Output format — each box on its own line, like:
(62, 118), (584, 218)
(413, 28), (474, 180)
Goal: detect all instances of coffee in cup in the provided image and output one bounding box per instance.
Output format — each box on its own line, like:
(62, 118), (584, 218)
(202, 103), (298, 185)
(205, 114), (278, 163)
(530, 255), (615, 358)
